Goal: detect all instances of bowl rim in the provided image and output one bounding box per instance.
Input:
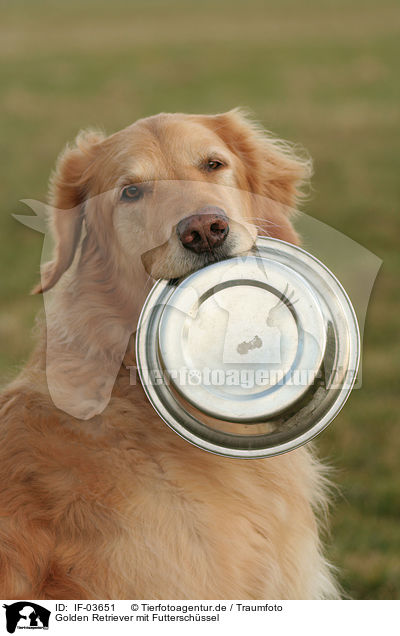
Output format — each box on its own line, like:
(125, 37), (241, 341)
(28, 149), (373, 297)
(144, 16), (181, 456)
(135, 236), (361, 459)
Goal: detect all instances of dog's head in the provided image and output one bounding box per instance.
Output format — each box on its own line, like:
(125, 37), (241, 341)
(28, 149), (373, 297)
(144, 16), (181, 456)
(32, 110), (311, 419)
(36, 109), (310, 293)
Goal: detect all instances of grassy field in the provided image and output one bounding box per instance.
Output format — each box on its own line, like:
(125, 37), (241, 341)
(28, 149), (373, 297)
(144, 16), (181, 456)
(1, 0), (399, 599)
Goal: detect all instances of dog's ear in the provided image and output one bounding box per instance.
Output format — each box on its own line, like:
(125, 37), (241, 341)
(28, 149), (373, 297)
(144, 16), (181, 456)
(203, 109), (312, 242)
(33, 130), (105, 294)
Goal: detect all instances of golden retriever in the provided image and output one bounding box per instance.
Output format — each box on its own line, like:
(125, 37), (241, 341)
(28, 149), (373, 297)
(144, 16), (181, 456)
(0, 110), (338, 599)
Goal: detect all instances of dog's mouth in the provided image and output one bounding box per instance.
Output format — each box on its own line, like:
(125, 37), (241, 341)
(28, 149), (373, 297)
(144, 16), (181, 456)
(184, 240), (235, 269)
(170, 234), (257, 281)
(141, 221), (258, 281)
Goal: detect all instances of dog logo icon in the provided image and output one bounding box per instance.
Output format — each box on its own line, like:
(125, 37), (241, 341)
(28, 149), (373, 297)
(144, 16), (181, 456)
(3, 602), (50, 633)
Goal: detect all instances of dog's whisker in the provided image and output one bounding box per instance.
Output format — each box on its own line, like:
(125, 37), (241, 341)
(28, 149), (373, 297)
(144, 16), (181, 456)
(251, 217), (285, 229)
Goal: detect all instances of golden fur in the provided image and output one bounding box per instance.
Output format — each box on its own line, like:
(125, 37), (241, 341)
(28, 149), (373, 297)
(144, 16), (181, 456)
(0, 110), (339, 599)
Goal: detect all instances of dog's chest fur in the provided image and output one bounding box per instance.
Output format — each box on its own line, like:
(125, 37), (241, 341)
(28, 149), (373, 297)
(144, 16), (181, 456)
(0, 366), (334, 600)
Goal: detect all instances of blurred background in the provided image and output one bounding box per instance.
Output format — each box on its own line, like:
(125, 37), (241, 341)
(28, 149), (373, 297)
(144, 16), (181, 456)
(1, 0), (399, 599)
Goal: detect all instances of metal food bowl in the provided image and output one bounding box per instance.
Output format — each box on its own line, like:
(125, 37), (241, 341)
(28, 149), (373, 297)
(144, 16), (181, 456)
(136, 237), (360, 458)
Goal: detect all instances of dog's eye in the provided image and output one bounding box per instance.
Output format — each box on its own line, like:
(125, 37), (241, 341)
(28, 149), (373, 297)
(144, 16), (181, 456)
(120, 185), (142, 201)
(206, 159), (224, 171)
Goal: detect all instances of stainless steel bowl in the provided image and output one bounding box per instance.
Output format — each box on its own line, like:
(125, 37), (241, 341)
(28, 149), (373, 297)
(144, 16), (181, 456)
(136, 237), (360, 458)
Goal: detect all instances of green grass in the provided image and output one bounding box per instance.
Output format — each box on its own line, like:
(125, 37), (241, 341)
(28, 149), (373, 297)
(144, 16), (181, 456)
(1, 0), (399, 599)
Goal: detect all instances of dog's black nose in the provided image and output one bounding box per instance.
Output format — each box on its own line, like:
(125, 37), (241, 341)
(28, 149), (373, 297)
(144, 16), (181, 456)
(177, 207), (229, 254)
